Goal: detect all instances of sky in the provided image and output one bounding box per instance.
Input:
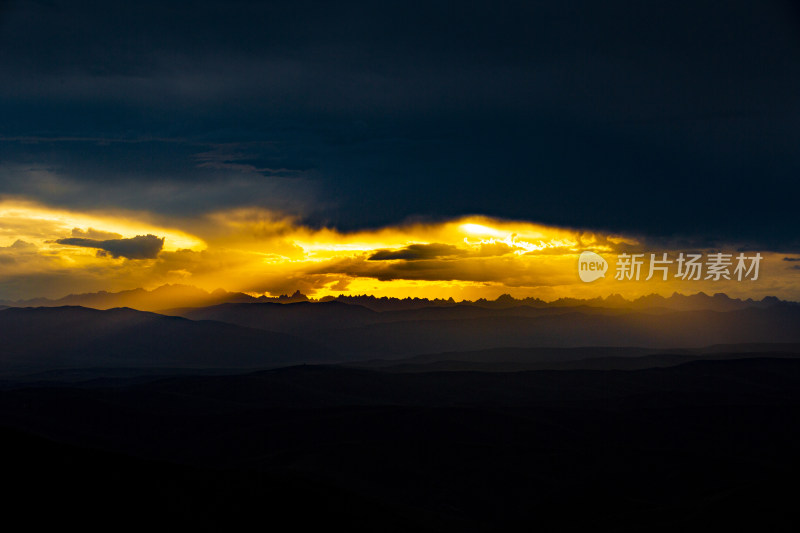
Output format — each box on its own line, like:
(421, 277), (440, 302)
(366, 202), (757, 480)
(1, 0), (799, 301)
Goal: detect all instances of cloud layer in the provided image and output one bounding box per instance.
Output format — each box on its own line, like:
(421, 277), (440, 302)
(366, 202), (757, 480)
(56, 234), (165, 259)
(1, 200), (797, 302)
(0, 1), (799, 251)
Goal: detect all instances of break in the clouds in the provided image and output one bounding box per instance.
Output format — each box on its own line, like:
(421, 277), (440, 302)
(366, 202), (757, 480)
(0, 200), (797, 303)
(56, 234), (165, 260)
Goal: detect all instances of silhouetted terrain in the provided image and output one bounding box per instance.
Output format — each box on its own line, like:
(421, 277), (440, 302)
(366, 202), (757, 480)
(171, 301), (800, 358)
(0, 306), (334, 375)
(2, 359), (800, 530)
(2, 296), (800, 530)
(1, 424), (433, 531)
(3, 284), (788, 313)
(168, 300), (381, 334)
(351, 344), (800, 372)
(0, 284), (312, 312)
(3, 300), (800, 376)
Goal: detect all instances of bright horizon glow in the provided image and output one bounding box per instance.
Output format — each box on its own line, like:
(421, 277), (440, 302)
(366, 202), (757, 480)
(0, 199), (797, 302)
(0, 199), (205, 251)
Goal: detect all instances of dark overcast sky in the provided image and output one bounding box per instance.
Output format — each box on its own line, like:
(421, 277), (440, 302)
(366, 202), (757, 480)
(2, 0), (800, 250)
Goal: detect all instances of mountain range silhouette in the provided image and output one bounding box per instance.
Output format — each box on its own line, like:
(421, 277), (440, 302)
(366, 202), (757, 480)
(1, 283), (789, 312)
(2, 287), (800, 530)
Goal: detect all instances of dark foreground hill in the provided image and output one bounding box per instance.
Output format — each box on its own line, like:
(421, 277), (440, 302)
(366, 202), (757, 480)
(351, 344), (800, 372)
(2, 358), (800, 531)
(0, 306), (334, 375)
(4, 303), (800, 378)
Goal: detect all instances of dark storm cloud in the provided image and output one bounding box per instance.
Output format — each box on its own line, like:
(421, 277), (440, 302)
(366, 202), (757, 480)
(308, 254), (569, 286)
(369, 243), (464, 261)
(56, 234), (165, 260)
(1, 0), (800, 250)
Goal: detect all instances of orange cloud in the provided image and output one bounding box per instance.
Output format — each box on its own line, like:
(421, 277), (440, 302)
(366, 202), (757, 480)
(0, 199), (797, 302)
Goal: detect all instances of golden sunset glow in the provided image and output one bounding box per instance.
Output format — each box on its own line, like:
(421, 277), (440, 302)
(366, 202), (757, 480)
(0, 200), (205, 251)
(0, 198), (797, 302)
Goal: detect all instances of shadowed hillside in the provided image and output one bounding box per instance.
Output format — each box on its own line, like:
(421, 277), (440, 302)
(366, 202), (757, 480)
(2, 359), (800, 530)
(170, 302), (800, 358)
(350, 344), (800, 372)
(2, 299), (800, 529)
(4, 300), (799, 378)
(0, 306), (335, 375)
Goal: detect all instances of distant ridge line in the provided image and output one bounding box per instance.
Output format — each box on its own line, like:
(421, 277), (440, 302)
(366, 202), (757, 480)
(0, 283), (795, 312)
